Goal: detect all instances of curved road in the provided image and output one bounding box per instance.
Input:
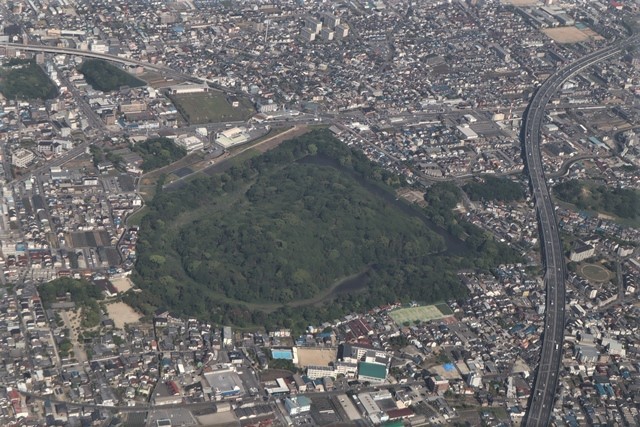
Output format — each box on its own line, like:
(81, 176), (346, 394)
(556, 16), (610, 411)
(522, 34), (638, 426)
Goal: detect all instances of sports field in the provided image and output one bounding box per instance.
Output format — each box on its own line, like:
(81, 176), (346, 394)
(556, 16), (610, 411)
(171, 91), (254, 124)
(389, 305), (449, 325)
(296, 347), (337, 368)
(579, 263), (613, 283)
(542, 27), (590, 44)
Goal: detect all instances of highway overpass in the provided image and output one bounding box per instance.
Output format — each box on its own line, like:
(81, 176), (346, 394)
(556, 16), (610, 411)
(522, 34), (638, 426)
(2, 41), (212, 84)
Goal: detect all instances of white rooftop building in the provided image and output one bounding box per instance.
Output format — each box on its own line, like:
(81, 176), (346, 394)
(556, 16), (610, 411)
(215, 127), (250, 148)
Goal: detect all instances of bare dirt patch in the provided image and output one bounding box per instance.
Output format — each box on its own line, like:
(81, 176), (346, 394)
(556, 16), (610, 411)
(110, 277), (134, 293)
(296, 347), (337, 368)
(106, 302), (142, 329)
(397, 188), (427, 207)
(542, 27), (590, 44)
(581, 28), (604, 41)
(61, 309), (87, 363)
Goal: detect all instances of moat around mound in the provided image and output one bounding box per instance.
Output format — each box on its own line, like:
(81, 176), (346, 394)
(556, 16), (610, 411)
(128, 130), (519, 328)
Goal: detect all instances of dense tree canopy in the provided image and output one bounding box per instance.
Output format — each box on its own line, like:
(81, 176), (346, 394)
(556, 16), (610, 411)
(126, 130), (520, 331)
(39, 278), (103, 308)
(39, 278), (104, 328)
(0, 59), (58, 100)
(176, 161), (444, 303)
(554, 180), (639, 219)
(78, 59), (145, 92)
(131, 137), (187, 172)
(463, 176), (525, 202)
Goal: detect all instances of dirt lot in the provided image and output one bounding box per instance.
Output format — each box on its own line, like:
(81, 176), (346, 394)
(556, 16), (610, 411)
(110, 277), (134, 293)
(106, 302), (142, 329)
(61, 309), (88, 363)
(397, 188), (427, 207)
(542, 27), (590, 44)
(139, 71), (185, 89)
(296, 347), (337, 368)
(582, 28), (605, 41)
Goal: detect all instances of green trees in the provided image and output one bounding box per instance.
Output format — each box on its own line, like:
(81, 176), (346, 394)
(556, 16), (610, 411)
(127, 130), (518, 330)
(173, 162), (444, 304)
(58, 339), (73, 357)
(39, 278), (104, 328)
(424, 182), (461, 227)
(554, 180), (639, 219)
(463, 176), (525, 202)
(78, 59), (145, 92)
(131, 137), (187, 171)
(0, 59), (58, 100)
(39, 278), (104, 308)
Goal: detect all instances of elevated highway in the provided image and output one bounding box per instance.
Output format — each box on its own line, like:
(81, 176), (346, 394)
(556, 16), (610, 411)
(522, 34), (638, 426)
(2, 41), (212, 84)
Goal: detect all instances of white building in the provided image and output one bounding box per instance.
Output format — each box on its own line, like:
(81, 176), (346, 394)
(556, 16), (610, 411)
(89, 42), (108, 54)
(569, 241), (595, 262)
(216, 127), (250, 148)
(284, 396), (312, 415)
(11, 149), (35, 168)
(168, 83), (210, 95)
(306, 365), (335, 380)
(335, 23), (350, 39)
(305, 17), (322, 34)
(320, 28), (334, 41)
(175, 135), (205, 153)
(456, 125), (478, 140)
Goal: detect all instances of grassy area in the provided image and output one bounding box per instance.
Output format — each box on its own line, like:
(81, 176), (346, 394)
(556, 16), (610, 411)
(435, 302), (454, 315)
(126, 206), (148, 227)
(578, 263), (612, 283)
(0, 59), (58, 100)
(170, 91), (255, 124)
(228, 148), (261, 167)
(481, 407), (509, 421)
(78, 59), (145, 92)
(389, 305), (448, 325)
